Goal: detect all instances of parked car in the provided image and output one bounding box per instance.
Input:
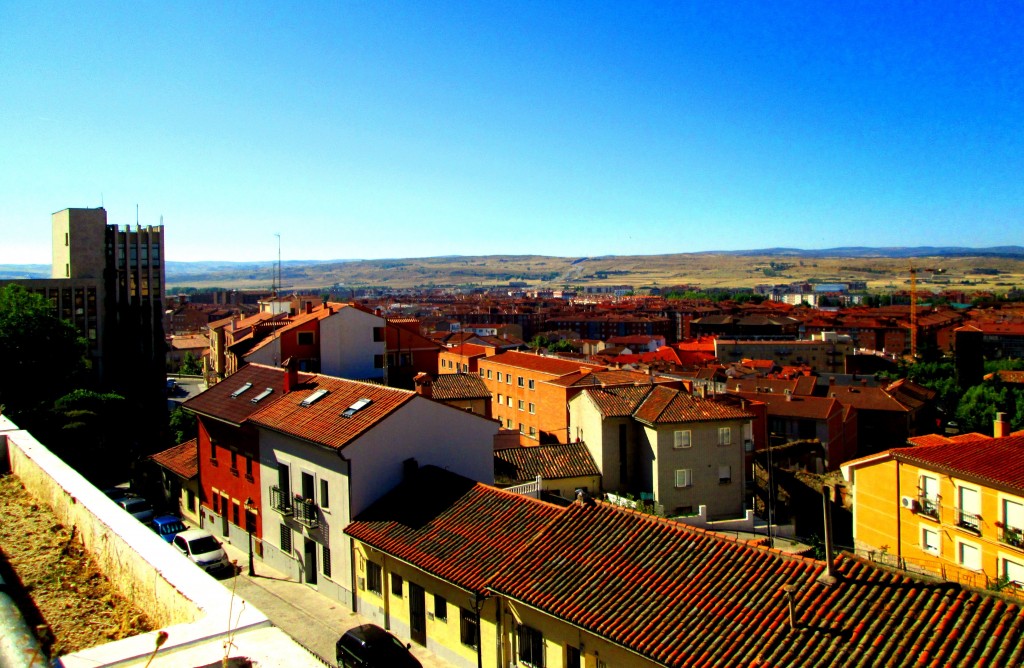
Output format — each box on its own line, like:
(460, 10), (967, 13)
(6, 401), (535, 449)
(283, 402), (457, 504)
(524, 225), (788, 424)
(336, 624), (422, 668)
(115, 496), (155, 523)
(172, 529), (232, 574)
(150, 515), (187, 543)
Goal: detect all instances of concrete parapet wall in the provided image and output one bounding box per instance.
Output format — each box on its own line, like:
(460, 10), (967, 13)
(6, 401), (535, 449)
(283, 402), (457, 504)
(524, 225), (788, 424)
(0, 416), (305, 667)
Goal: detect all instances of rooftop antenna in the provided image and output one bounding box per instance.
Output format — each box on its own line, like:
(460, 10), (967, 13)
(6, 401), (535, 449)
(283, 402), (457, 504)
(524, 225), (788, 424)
(136, 204), (139, 226)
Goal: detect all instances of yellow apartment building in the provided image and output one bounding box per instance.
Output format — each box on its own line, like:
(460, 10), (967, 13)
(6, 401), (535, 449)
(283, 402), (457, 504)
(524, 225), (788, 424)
(842, 416), (1024, 591)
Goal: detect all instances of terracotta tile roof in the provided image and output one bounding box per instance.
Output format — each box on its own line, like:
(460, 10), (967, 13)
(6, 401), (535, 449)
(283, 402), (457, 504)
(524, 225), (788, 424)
(727, 377), (815, 396)
(483, 351), (604, 377)
(634, 385), (753, 424)
(584, 385), (654, 417)
(149, 439), (198, 479)
(344, 466), (563, 594)
(168, 334), (210, 350)
(249, 374), (415, 450)
(183, 364), (308, 425)
(826, 385), (911, 413)
(906, 433), (953, 447)
(731, 391), (842, 420)
(547, 369), (656, 388)
(893, 435), (1024, 494)
(494, 442), (600, 480)
(489, 502), (1024, 667)
(442, 343), (489, 358)
(430, 373), (492, 401)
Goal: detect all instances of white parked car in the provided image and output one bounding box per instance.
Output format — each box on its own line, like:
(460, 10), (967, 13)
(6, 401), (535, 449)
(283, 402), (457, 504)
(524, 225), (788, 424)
(172, 529), (232, 574)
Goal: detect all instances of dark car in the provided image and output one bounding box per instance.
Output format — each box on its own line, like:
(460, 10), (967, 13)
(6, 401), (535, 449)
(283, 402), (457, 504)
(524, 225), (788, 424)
(336, 624), (422, 668)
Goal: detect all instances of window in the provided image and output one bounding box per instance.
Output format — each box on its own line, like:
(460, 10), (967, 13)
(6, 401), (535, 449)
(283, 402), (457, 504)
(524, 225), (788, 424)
(320, 479), (330, 510)
(674, 468), (693, 488)
(1003, 557), (1024, 586)
(322, 545), (332, 578)
(373, 326), (385, 342)
(212, 493), (220, 514)
(374, 354), (385, 369)
(957, 486), (981, 533)
(567, 646), (581, 668)
(479, 369), (484, 377)
(718, 427), (732, 445)
(518, 400), (525, 411)
(392, 574), (403, 596)
(211, 441), (218, 461)
(519, 423), (525, 434)
(673, 430), (691, 449)
(506, 419), (512, 429)
(958, 541), (981, 571)
(187, 489), (196, 512)
(460, 608), (478, 648)
(918, 475), (939, 518)
(921, 527), (940, 554)
(518, 376), (525, 387)
(507, 396), (513, 406)
(518, 625), (544, 667)
(280, 523), (292, 555)
(245, 456), (253, 478)
(232, 501), (240, 525)
(506, 375), (512, 385)
(230, 450), (238, 472)
(529, 402), (535, 414)
(297, 331), (314, 345)
(718, 465), (732, 484)
(528, 379), (535, 390)
(434, 595), (448, 621)
(367, 561), (383, 594)
(498, 393), (503, 404)
(497, 372), (503, 382)
(487, 369), (492, 379)
(529, 426), (537, 438)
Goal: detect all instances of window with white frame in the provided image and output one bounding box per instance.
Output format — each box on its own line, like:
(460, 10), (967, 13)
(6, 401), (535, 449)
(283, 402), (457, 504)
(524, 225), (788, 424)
(718, 465), (732, 484)
(497, 372), (503, 382)
(497, 393), (503, 404)
(919, 474), (940, 518)
(518, 376), (524, 387)
(487, 369), (492, 379)
(921, 526), (940, 554)
(957, 486), (981, 532)
(674, 468), (693, 488)
(673, 430), (691, 449)
(718, 427), (732, 445)
(529, 426), (537, 438)
(957, 541), (981, 571)
(1002, 557), (1024, 586)
(529, 402), (535, 413)
(518, 399), (525, 411)
(1003, 498), (1024, 535)
(528, 379), (535, 390)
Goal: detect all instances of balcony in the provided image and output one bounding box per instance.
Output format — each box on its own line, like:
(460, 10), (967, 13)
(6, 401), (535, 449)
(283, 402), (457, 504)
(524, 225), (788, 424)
(293, 496), (320, 529)
(999, 524), (1024, 550)
(269, 486), (292, 516)
(917, 495), (939, 520)
(956, 508), (982, 535)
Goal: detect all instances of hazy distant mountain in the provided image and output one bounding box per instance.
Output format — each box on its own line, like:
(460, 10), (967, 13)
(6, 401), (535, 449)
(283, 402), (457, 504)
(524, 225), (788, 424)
(0, 264), (50, 280)
(718, 246), (1024, 259)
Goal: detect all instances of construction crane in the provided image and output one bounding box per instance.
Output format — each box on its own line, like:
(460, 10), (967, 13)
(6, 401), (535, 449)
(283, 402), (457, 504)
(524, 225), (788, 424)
(908, 262), (945, 359)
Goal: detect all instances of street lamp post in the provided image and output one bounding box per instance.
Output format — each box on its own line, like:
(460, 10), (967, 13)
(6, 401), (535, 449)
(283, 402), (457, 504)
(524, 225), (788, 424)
(244, 497), (256, 577)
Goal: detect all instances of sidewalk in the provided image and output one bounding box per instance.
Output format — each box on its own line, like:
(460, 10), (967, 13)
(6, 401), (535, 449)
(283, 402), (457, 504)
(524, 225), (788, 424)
(217, 539), (453, 667)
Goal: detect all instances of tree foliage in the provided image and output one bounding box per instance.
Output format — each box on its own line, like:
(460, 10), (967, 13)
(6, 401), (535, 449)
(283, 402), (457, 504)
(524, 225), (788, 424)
(169, 407), (197, 445)
(179, 351), (203, 375)
(0, 284), (88, 427)
(44, 389), (133, 483)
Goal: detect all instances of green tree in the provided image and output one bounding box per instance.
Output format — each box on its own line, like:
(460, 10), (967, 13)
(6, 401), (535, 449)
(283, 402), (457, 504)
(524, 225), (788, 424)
(45, 390), (133, 483)
(179, 351), (203, 375)
(955, 381), (1017, 434)
(169, 407), (197, 445)
(0, 284), (88, 428)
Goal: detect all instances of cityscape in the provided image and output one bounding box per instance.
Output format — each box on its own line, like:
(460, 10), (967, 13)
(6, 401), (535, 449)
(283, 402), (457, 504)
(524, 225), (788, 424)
(2, 4), (1024, 668)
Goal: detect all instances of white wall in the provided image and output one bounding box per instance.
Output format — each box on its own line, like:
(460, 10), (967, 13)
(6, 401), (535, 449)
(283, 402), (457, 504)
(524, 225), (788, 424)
(320, 307), (385, 380)
(245, 337), (281, 367)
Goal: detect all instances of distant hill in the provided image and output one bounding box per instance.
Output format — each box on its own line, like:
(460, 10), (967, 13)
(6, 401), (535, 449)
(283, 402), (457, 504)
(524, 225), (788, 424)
(4, 247), (1024, 292)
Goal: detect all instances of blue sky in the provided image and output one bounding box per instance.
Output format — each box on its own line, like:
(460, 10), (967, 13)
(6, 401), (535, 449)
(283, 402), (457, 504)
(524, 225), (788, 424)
(1, 2), (1021, 263)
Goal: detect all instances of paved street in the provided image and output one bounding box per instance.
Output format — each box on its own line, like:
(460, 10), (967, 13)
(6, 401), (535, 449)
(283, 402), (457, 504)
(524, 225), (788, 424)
(218, 539), (454, 667)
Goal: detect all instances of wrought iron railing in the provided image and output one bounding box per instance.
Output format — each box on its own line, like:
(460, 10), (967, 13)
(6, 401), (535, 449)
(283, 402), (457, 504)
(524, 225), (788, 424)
(293, 496), (319, 528)
(999, 524), (1024, 549)
(270, 486), (292, 515)
(957, 508), (982, 534)
(917, 495), (939, 520)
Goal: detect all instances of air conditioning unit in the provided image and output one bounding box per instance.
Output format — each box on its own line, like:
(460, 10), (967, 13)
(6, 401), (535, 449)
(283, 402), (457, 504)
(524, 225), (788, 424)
(900, 495), (918, 511)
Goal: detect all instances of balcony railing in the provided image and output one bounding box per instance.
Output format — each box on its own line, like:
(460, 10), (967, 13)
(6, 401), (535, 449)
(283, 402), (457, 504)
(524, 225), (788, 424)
(957, 508), (982, 534)
(917, 495), (939, 520)
(293, 496), (320, 528)
(270, 486), (292, 516)
(999, 524), (1024, 549)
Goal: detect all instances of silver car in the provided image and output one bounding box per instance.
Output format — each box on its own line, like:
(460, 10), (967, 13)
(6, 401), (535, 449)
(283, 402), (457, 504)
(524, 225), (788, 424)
(172, 529), (232, 574)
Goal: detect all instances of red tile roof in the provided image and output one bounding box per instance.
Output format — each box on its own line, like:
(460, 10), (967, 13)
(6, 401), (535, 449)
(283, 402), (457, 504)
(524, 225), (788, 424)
(633, 385), (753, 424)
(546, 369), (658, 388)
(149, 439), (198, 479)
(482, 351), (604, 377)
(494, 442), (600, 481)
(892, 435), (1024, 494)
(430, 373), (492, 401)
(731, 391), (842, 420)
(584, 385), (654, 417)
(183, 364), (310, 425)
(344, 466), (563, 594)
(248, 374), (415, 450)
(489, 501), (1024, 667)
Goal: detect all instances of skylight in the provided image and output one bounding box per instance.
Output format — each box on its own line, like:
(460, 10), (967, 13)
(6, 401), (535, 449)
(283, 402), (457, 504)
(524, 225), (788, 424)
(341, 397), (372, 418)
(300, 388), (329, 407)
(250, 387), (274, 404)
(230, 382), (253, 398)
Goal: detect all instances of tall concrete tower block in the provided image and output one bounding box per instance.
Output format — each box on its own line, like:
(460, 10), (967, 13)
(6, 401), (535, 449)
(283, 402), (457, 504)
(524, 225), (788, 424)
(51, 208), (108, 280)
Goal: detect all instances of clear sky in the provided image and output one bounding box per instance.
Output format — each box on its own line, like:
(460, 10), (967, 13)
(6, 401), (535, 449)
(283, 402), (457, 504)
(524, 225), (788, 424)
(1, 2), (1021, 264)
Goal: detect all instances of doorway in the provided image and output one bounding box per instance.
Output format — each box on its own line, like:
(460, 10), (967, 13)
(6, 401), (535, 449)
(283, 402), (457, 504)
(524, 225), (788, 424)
(409, 582), (426, 646)
(304, 538), (317, 585)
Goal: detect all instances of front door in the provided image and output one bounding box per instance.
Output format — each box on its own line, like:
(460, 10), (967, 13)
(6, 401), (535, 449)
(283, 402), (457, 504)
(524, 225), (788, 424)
(304, 538), (318, 585)
(409, 582), (426, 646)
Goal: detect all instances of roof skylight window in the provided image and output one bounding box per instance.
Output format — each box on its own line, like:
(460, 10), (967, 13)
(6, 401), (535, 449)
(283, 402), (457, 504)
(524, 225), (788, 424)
(300, 388), (329, 407)
(341, 398), (373, 418)
(250, 387), (274, 404)
(230, 382), (253, 398)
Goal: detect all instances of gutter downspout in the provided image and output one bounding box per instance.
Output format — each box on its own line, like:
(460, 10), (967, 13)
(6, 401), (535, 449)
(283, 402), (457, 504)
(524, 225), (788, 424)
(338, 449), (357, 614)
(895, 460), (902, 568)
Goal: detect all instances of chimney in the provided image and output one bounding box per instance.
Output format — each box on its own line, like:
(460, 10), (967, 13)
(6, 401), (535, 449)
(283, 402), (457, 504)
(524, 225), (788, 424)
(828, 376), (836, 386)
(414, 372), (433, 399)
(995, 412), (1009, 438)
(818, 486), (837, 585)
(305, 302), (312, 314)
(282, 357), (299, 393)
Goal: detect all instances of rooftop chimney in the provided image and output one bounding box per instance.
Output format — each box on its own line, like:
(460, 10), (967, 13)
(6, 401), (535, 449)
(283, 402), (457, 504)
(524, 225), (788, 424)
(282, 357), (299, 393)
(995, 412), (1009, 438)
(818, 486), (837, 585)
(305, 302), (312, 314)
(414, 372), (433, 399)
